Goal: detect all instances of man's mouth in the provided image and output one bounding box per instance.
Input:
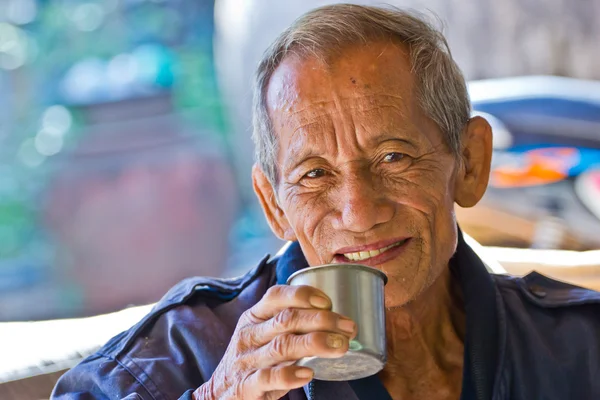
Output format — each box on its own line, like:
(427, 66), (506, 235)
(333, 237), (411, 265)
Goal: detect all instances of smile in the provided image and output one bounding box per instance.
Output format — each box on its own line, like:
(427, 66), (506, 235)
(340, 238), (409, 262)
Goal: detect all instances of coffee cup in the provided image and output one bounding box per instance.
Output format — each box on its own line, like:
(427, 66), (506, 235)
(287, 263), (387, 381)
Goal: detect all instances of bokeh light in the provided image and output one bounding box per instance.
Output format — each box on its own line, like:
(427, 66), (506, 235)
(6, 0), (38, 25)
(18, 138), (46, 168)
(0, 23), (28, 70)
(70, 3), (106, 32)
(107, 53), (139, 87)
(61, 58), (106, 103)
(41, 105), (73, 137)
(34, 131), (64, 156)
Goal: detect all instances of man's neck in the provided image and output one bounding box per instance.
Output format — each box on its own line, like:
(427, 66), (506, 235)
(378, 266), (466, 399)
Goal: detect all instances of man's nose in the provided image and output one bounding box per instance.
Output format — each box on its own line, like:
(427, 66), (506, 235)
(331, 172), (395, 233)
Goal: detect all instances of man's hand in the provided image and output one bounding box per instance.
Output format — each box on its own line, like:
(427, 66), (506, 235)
(193, 284), (357, 400)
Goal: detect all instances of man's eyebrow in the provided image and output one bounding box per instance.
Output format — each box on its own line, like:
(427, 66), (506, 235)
(367, 131), (418, 150)
(283, 131), (419, 173)
(284, 146), (320, 173)
(355, 129), (422, 156)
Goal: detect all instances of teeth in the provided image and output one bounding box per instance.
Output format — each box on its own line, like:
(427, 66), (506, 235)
(343, 240), (405, 261)
(368, 249), (381, 258)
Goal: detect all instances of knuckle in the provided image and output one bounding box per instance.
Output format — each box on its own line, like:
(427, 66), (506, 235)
(233, 332), (248, 354)
(237, 329), (263, 355)
(265, 285), (285, 300)
(240, 307), (264, 325)
(310, 309), (329, 326)
(295, 332), (315, 354)
(235, 320), (264, 353)
(269, 333), (293, 359)
(273, 308), (297, 330)
(303, 331), (319, 350)
(237, 324), (253, 342)
(235, 323), (248, 338)
(244, 329), (263, 350)
(239, 308), (255, 325)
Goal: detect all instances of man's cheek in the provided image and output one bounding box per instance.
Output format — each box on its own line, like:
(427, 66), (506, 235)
(397, 188), (438, 218)
(289, 210), (319, 245)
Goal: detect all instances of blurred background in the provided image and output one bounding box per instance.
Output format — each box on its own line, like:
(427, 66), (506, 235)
(0, 0), (599, 325)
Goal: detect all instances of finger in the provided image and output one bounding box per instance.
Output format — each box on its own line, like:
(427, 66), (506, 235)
(252, 331), (349, 369)
(241, 285), (332, 324)
(241, 365), (314, 398)
(249, 308), (357, 345)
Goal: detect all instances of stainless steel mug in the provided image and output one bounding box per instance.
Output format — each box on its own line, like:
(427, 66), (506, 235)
(286, 263), (387, 381)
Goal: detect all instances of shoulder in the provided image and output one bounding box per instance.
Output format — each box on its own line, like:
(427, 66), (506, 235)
(493, 271), (600, 328)
(492, 272), (600, 396)
(493, 272), (600, 368)
(52, 255), (277, 399)
(493, 271), (600, 310)
(493, 271), (600, 344)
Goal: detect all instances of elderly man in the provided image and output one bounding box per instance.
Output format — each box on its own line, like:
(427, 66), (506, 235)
(52, 4), (600, 400)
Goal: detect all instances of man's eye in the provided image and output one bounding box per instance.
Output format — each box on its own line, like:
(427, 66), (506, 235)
(383, 152), (406, 162)
(304, 168), (326, 179)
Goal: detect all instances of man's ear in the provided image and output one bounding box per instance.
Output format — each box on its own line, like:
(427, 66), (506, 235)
(454, 116), (493, 208)
(252, 164), (297, 241)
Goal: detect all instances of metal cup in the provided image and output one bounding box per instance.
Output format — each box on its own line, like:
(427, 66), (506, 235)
(286, 263), (387, 381)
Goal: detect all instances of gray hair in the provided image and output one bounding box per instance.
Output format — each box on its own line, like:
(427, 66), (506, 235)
(252, 4), (471, 185)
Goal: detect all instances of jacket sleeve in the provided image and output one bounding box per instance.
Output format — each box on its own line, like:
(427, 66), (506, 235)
(179, 389), (195, 400)
(49, 264), (272, 400)
(51, 353), (195, 400)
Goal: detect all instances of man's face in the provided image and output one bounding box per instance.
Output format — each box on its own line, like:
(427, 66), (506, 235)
(255, 42), (490, 306)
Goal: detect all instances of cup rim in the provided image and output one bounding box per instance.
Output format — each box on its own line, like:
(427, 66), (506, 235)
(286, 263), (388, 285)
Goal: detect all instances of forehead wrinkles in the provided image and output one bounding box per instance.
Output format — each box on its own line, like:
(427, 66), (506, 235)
(286, 93), (410, 133)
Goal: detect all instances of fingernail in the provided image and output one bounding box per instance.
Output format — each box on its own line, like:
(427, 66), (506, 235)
(309, 295), (330, 309)
(295, 368), (313, 379)
(337, 318), (355, 334)
(327, 334), (344, 349)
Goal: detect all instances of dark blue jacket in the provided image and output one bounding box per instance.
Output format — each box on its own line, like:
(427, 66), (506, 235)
(51, 230), (600, 399)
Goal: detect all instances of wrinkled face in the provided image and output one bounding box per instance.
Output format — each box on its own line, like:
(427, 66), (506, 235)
(255, 42), (490, 306)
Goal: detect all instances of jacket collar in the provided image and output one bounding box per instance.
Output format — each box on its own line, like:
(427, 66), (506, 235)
(274, 227), (499, 400)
